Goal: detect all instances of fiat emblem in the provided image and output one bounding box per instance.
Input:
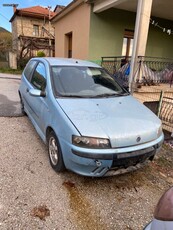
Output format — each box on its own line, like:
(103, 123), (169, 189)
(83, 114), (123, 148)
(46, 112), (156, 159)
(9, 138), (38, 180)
(136, 136), (141, 142)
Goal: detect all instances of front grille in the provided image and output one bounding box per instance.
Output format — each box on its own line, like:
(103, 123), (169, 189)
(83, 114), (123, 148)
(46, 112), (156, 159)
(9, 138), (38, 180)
(111, 148), (155, 168)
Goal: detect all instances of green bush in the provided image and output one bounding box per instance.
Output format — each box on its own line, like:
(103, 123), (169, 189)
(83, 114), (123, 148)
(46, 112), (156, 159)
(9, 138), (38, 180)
(0, 67), (22, 74)
(37, 51), (46, 57)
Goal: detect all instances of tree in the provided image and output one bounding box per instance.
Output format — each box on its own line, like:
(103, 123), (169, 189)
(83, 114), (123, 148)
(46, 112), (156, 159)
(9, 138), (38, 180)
(0, 30), (12, 60)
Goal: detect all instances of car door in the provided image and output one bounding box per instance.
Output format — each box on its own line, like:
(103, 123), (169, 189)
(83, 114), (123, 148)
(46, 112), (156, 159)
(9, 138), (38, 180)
(25, 62), (49, 136)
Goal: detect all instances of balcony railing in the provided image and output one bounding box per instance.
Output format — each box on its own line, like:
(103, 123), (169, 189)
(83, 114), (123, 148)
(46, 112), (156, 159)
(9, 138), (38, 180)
(101, 56), (173, 87)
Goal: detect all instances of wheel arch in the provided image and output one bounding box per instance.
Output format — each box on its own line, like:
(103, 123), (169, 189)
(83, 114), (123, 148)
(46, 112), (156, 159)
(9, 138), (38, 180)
(46, 126), (66, 172)
(46, 126), (54, 143)
(18, 90), (22, 99)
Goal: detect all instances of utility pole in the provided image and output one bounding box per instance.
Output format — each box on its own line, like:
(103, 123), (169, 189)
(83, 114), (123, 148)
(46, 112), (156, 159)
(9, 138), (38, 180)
(47, 6), (51, 56)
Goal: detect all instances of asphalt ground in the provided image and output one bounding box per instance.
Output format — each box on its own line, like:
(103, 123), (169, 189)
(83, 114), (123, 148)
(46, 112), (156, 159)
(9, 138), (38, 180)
(0, 73), (22, 117)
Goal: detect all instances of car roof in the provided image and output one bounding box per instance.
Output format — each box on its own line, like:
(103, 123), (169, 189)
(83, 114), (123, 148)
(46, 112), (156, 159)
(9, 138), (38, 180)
(31, 57), (101, 68)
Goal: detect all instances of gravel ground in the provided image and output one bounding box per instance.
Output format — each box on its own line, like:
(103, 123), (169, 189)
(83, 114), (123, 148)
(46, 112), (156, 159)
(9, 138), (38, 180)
(0, 116), (173, 230)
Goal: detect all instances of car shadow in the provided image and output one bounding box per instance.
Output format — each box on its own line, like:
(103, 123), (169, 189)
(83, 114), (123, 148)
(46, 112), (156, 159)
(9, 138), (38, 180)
(0, 94), (23, 117)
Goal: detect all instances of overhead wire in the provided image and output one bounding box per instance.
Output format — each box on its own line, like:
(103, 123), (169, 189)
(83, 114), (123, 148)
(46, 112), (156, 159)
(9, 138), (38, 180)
(150, 18), (173, 35)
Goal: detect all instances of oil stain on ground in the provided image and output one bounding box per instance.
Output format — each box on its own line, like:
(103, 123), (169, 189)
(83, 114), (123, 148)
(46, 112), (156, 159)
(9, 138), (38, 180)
(63, 180), (108, 230)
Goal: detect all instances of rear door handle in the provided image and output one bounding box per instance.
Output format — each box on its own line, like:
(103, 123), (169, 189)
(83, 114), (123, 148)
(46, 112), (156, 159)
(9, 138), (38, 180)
(26, 88), (29, 93)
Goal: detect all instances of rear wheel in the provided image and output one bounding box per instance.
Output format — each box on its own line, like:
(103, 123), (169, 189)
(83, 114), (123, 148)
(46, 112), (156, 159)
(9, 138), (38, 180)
(19, 94), (26, 115)
(48, 131), (65, 172)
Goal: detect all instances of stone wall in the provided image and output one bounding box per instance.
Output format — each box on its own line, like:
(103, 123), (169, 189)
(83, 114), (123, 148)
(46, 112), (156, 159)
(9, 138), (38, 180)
(13, 16), (55, 37)
(9, 52), (17, 69)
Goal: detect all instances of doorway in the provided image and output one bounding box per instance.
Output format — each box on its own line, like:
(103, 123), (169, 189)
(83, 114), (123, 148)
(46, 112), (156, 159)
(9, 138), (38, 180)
(65, 32), (73, 58)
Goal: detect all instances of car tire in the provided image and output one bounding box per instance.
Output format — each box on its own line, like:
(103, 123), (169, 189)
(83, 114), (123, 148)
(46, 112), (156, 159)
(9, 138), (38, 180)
(19, 94), (26, 115)
(48, 131), (65, 172)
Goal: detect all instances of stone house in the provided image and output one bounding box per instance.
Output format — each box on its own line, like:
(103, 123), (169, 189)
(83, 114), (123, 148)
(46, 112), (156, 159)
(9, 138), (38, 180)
(9, 5), (56, 61)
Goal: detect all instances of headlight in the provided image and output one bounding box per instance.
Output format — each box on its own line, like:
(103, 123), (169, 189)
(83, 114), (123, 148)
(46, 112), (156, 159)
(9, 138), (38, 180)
(72, 135), (111, 149)
(157, 125), (162, 137)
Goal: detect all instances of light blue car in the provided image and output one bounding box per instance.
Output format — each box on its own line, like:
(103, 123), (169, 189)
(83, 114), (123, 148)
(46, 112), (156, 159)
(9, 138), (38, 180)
(19, 57), (164, 177)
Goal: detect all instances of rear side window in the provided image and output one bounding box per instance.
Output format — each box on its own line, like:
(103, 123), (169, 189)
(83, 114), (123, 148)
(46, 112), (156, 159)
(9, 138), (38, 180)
(24, 60), (37, 81)
(31, 62), (46, 91)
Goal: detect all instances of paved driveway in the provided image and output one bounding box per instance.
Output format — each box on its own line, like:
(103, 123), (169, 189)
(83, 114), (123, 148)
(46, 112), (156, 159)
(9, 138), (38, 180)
(0, 73), (22, 117)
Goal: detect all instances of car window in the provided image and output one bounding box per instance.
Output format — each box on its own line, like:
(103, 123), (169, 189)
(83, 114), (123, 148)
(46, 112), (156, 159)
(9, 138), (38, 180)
(24, 60), (37, 81)
(51, 66), (125, 98)
(31, 62), (46, 91)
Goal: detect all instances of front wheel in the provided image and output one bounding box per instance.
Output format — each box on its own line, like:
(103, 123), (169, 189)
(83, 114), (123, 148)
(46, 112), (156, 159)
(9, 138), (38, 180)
(48, 131), (65, 172)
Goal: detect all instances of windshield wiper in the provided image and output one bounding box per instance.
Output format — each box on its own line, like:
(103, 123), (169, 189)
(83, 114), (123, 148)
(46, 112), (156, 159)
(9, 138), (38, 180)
(114, 92), (130, 96)
(93, 92), (129, 98)
(58, 94), (88, 98)
(57, 92), (129, 98)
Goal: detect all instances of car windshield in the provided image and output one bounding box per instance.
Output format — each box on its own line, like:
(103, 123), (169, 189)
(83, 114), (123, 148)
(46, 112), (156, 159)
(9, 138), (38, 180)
(51, 66), (127, 98)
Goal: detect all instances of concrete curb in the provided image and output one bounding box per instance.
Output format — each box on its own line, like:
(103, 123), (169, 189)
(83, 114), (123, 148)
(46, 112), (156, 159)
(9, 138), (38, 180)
(0, 73), (21, 80)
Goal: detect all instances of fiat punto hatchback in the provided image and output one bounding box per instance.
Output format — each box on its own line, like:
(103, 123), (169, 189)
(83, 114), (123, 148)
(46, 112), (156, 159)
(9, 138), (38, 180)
(19, 57), (164, 177)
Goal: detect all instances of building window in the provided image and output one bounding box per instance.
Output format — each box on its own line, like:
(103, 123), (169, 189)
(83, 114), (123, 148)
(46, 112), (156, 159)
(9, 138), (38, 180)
(122, 30), (134, 58)
(33, 25), (39, 37)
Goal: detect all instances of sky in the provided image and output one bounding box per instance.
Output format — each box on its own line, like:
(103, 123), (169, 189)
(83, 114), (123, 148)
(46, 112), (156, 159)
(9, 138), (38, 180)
(0, 0), (72, 32)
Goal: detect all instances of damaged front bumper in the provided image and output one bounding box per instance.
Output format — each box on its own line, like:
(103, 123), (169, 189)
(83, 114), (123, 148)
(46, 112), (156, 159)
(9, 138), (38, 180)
(68, 133), (164, 177)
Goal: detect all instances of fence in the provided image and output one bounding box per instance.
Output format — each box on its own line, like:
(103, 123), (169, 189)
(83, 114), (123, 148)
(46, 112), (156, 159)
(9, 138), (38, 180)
(101, 56), (173, 86)
(159, 92), (173, 133)
(101, 56), (173, 135)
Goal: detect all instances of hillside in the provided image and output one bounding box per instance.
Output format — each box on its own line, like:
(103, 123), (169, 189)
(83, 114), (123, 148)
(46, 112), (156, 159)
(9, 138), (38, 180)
(0, 27), (10, 33)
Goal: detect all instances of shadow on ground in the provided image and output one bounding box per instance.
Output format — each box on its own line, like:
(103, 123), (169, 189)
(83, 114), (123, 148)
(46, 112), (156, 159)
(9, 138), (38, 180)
(0, 94), (23, 117)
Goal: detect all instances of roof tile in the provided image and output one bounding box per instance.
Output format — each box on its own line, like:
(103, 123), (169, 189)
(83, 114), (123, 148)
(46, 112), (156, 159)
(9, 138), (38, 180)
(18, 5), (56, 17)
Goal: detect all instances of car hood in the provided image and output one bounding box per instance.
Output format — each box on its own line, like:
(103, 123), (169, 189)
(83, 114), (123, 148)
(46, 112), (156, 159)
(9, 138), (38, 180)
(57, 96), (161, 148)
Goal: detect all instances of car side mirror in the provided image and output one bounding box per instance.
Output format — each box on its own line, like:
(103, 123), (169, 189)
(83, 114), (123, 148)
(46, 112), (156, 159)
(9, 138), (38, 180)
(29, 89), (46, 97)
